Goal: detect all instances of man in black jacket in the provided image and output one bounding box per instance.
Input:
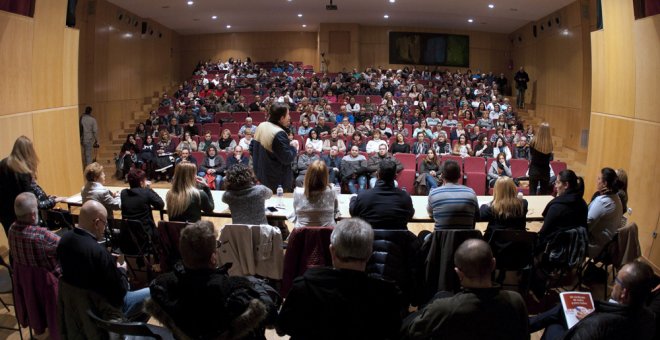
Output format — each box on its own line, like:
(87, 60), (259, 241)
(529, 260), (656, 340)
(401, 239), (529, 340)
(278, 218), (403, 339)
(350, 160), (414, 230)
(57, 200), (150, 320)
(146, 221), (279, 340)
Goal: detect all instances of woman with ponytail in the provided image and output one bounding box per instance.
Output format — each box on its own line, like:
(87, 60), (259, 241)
(537, 169), (588, 247)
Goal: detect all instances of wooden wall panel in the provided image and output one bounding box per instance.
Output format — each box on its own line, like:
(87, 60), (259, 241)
(598, 0), (636, 118)
(509, 1), (591, 152)
(587, 0), (660, 267)
(62, 28), (79, 106)
(318, 24), (359, 72)
(31, 107), (84, 195)
(0, 12), (34, 116)
(627, 120), (660, 256)
(0, 114), (34, 156)
(31, 0), (66, 110)
(358, 25), (509, 74)
(0, 0), (83, 196)
(633, 15), (660, 123)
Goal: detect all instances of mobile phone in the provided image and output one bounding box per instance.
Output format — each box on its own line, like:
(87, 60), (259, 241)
(266, 207), (278, 212)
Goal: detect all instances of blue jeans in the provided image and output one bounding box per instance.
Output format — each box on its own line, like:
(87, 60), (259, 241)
(425, 174), (439, 189)
(347, 175), (367, 194)
(123, 288), (150, 320)
(328, 168), (340, 185)
(198, 171), (222, 190)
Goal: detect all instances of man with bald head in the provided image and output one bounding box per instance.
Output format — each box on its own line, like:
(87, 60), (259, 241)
(9, 192), (60, 275)
(401, 239), (528, 339)
(57, 200), (150, 320)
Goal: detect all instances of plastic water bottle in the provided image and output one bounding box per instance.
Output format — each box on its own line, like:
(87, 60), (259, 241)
(517, 189), (524, 200)
(334, 183), (341, 196)
(276, 185), (284, 207)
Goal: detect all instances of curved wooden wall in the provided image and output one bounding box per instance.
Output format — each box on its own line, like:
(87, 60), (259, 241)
(586, 0), (660, 266)
(0, 0), (83, 196)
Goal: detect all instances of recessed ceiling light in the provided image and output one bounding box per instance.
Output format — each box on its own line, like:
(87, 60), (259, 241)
(187, 1), (193, 5)
(488, 4), (495, 9)
(226, 25), (231, 28)
(298, 13), (303, 17)
(384, 14), (389, 19)
(467, 18), (474, 23)
(302, 24), (307, 27)
(389, 0), (396, 3)
(212, 15), (217, 20)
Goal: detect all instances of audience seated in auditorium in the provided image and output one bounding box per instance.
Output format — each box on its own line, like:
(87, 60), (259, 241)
(291, 161), (338, 228)
(341, 146), (368, 194)
(401, 239), (528, 340)
(176, 132), (197, 154)
(57, 200), (150, 324)
(166, 162), (214, 222)
(146, 220), (280, 340)
(529, 260), (655, 340)
(277, 218), (403, 339)
(81, 162), (120, 218)
(452, 134), (473, 158)
(350, 160), (413, 230)
(428, 160), (479, 230)
(222, 164), (271, 225)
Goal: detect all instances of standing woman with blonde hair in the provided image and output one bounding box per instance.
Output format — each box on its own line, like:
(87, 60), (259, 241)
(0, 136), (65, 234)
(166, 162), (214, 222)
(528, 123), (553, 195)
(290, 160), (339, 228)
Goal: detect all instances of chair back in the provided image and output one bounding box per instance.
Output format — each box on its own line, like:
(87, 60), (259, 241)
(157, 221), (189, 272)
(41, 208), (74, 231)
(488, 229), (537, 270)
(281, 226), (333, 297)
(367, 229), (422, 306)
(87, 309), (170, 339)
(421, 229), (483, 300)
(115, 219), (152, 257)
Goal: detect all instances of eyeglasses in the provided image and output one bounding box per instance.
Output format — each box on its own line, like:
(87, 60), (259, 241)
(613, 276), (624, 287)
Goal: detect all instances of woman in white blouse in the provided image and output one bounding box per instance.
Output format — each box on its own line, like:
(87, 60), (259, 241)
(290, 160), (339, 228)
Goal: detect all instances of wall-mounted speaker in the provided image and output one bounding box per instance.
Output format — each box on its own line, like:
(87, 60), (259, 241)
(141, 22), (147, 35)
(532, 25), (537, 38)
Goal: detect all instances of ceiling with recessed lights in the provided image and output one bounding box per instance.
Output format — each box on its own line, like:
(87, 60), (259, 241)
(107, 0), (575, 35)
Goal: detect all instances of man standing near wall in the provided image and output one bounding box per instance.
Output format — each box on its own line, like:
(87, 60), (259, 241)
(514, 67), (529, 109)
(80, 106), (98, 167)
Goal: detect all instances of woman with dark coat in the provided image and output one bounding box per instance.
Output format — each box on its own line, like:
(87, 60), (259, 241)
(537, 169), (587, 247)
(528, 123), (553, 195)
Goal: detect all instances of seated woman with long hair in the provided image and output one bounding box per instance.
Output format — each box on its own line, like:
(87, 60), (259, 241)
(119, 134), (140, 180)
(416, 148), (442, 194)
(537, 169), (587, 247)
(480, 176), (528, 241)
(452, 134), (473, 157)
(487, 152), (512, 187)
(166, 162), (214, 222)
(221, 164), (272, 225)
(290, 161), (339, 228)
